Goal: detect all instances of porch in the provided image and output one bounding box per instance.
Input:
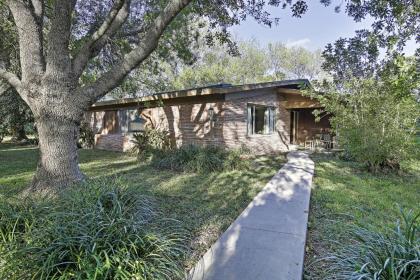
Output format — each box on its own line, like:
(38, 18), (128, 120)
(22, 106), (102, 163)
(289, 108), (335, 150)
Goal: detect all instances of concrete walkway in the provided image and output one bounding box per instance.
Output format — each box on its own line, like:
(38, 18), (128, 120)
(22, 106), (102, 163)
(189, 151), (314, 280)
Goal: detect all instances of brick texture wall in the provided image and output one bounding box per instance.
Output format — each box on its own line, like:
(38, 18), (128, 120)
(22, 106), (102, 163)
(94, 134), (135, 152)
(141, 100), (225, 147)
(223, 90), (291, 154)
(88, 89), (296, 154)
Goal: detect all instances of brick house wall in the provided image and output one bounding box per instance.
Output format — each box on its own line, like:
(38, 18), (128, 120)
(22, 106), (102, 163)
(86, 88), (327, 154)
(86, 110), (136, 152)
(140, 100), (225, 147)
(222, 89), (291, 154)
(136, 89), (291, 154)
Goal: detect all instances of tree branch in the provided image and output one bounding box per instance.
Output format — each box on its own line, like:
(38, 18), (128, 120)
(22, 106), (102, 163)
(0, 68), (22, 90)
(71, 0), (131, 79)
(30, 0), (44, 22)
(80, 0), (192, 101)
(6, 0), (45, 82)
(45, 0), (76, 77)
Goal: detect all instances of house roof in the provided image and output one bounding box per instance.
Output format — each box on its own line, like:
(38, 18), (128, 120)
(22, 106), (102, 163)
(91, 79), (311, 110)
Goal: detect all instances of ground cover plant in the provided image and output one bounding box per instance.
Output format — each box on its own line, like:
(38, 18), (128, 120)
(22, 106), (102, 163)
(0, 142), (286, 277)
(324, 208), (419, 279)
(304, 151), (420, 279)
(130, 128), (249, 173)
(131, 129), (172, 158)
(151, 145), (249, 173)
(0, 181), (186, 279)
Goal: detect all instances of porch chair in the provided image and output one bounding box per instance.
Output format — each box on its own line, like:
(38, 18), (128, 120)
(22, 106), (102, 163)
(320, 133), (332, 149)
(304, 137), (314, 150)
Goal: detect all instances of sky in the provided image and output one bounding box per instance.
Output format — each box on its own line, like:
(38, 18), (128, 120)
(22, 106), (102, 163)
(229, 1), (418, 55)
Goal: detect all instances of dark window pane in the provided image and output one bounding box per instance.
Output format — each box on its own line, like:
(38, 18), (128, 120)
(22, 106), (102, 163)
(254, 106), (266, 134)
(247, 104), (275, 135)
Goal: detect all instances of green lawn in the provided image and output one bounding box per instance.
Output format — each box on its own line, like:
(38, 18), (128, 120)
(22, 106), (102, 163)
(0, 142), (286, 269)
(304, 153), (420, 279)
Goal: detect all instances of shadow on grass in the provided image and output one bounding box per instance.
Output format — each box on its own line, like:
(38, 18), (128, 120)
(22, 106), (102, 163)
(304, 153), (420, 279)
(0, 142), (287, 268)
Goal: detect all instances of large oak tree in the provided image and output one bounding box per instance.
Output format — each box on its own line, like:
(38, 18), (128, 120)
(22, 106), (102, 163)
(0, 0), (305, 191)
(0, 0), (418, 191)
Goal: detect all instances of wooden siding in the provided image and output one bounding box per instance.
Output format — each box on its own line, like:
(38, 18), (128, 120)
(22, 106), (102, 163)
(280, 91), (321, 109)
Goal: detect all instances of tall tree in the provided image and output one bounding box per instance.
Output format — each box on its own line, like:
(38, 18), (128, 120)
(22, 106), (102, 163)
(0, 0), (310, 191)
(122, 39), (325, 96)
(0, 5), (33, 141)
(267, 42), (325, 80)
(0, 90), (33, 141)
(322, 0), (419, 82)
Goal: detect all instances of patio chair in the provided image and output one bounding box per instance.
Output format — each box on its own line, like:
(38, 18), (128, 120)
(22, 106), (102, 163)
(304, 137), (314, 150)
(320, 134), (332, 149)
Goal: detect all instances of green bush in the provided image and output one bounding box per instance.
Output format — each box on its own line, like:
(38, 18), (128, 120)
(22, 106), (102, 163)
(152, 145), (249, 173)
(307, 80), (419, 171)
(306, 58), (419, 172)
(78, 121), (95, 149)
(325, 208), (420, 279)
(131, 128), (171, 158)
(0, 123), (6, 143)
(0, 181), (187, 279)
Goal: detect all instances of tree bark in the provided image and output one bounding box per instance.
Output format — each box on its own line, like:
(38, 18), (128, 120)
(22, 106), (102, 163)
(2, 0), (192, 192)
(31, 116), (84, 191)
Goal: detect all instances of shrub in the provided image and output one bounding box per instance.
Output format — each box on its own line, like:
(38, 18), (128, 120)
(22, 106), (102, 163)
(0, 123), (6, 143)
(324, 208), (420, 280)
(131, 128), (171, 158)
(78, 121), (95, 149)
(152, 144), (249, 173)
(306, 77), (419, 172)
(0, 180), (187, 279)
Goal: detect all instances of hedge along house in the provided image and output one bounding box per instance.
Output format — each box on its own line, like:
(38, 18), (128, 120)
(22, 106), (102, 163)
(86, 79), (331, 154)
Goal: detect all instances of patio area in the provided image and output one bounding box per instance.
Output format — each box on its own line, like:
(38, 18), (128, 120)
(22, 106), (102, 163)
(289, 108), (337, 150)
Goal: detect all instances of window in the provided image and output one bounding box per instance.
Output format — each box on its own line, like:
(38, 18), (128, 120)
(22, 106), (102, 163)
(247, 104), (276, 135)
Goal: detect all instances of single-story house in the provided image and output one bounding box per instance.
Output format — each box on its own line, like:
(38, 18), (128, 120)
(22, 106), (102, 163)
(86, 79), (331, 154)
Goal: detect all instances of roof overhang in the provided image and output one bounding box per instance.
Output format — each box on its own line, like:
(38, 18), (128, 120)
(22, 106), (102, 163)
(90, 79), (311, 111)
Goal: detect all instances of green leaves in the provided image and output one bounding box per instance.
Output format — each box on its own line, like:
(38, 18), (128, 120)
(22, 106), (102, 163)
(324, 207), (420, 280)
(306, 56), (419, 171)
(0, 181), (187, 279)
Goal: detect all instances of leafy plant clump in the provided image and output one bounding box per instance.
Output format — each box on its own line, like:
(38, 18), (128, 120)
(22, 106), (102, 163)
(152, 144), (249, 173)
(324, 208), (420, 280)
(0, 123), (6, 143)
(306, 57), (419, 172)
(0, 181), (187, 279)
(78, 121), (95, 149)
(131, 128), (172, 158)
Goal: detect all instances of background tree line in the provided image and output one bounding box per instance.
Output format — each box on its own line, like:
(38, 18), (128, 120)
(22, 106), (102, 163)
(115, 39), (327, 97)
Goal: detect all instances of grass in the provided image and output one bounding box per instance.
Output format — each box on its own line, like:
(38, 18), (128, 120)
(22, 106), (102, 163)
(0, 142), (286, 270)
(304, 152), (420, 279)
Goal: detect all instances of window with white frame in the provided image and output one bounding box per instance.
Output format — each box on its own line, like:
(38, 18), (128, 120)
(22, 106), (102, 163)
(247, 104), (276, 135)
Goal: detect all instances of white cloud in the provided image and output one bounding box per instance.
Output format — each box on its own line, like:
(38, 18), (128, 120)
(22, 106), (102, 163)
(285, 38), (311, 48)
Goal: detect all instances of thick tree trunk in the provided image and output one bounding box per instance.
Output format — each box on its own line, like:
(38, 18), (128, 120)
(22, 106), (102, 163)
(31, 117), (84, 191)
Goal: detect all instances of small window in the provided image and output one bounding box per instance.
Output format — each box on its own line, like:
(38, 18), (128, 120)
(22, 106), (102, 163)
(247, 104), (276, 135)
